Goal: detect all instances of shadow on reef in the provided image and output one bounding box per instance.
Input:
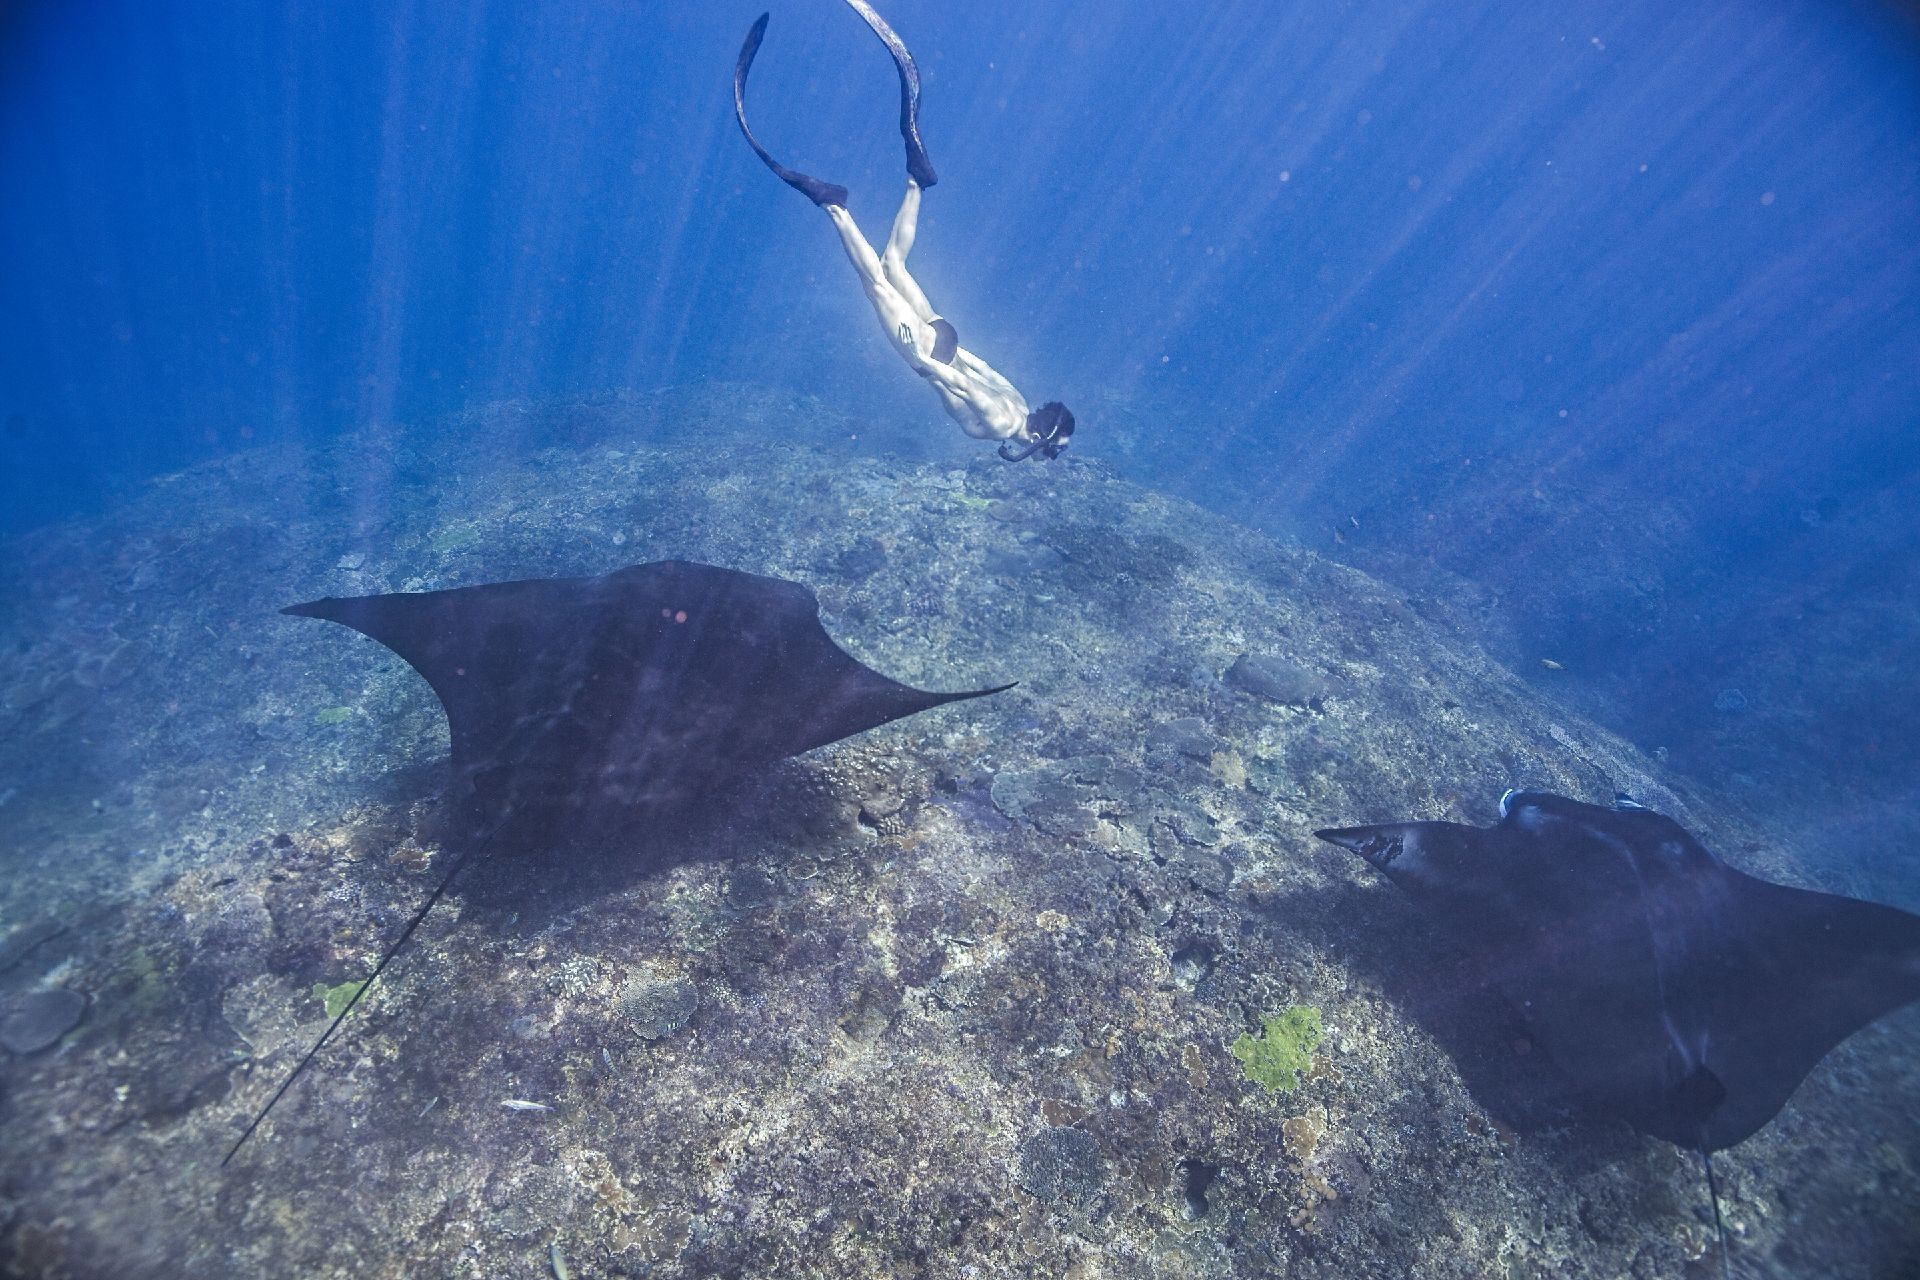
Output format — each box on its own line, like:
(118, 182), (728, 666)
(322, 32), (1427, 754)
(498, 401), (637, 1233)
(415, 760), (846, 940)
(213, 759), (856, 1171)
(1260, 878), (1626, 1145)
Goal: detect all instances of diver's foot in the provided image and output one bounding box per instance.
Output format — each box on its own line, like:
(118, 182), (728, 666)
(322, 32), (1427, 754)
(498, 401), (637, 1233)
(797, 176), (852, 209)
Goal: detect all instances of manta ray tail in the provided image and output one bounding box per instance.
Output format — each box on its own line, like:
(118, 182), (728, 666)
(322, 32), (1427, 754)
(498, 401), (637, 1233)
(221, 824), (502, 1166)
(733, 14), (851, 208)
(1701, 1148), (1731, 1280)
(841, 0), (937, 187)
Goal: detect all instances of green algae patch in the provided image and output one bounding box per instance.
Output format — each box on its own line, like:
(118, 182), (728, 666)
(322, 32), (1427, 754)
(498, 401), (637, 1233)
(123, 948), (174, 1018)
(313, 980), (367, 1020)
(314, 705), (354, 726)
(1230, 1005), (1323, 1094)
(430, 523), (481, 553)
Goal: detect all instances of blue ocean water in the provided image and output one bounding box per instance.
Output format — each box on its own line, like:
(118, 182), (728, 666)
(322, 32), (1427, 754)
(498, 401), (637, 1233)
(5, 0), (1917, 829)
(1, 0), (1918, 1273)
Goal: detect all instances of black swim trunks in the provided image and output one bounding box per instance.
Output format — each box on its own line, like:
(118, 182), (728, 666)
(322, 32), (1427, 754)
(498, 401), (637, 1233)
(929, 317), (958, 364)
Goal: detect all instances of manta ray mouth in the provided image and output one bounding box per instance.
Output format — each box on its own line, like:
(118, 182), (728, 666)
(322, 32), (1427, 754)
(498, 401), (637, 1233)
(1354, 833), (1404, 867)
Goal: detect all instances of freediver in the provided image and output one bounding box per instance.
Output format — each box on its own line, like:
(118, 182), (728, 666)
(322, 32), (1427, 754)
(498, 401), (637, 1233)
(734, 0), (1075, 462)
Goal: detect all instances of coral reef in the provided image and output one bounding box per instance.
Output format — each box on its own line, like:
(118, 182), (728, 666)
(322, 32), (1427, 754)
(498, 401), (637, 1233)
(0, 391), (1912, 1279)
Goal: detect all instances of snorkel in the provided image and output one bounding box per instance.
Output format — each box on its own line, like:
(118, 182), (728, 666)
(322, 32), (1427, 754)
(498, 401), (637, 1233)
(1000, 402), (1075, 461)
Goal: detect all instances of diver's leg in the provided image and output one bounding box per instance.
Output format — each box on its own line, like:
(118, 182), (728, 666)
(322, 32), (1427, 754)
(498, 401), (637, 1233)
(881, 181), (940, 323)
(823, 204), (887, 287)
(827, 203), (952, 365)
(842, 0), (937, 187)
(734, 15), (850, 208)
(883, 179), (921, 263)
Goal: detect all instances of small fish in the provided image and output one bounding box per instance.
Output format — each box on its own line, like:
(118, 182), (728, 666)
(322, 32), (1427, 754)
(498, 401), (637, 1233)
(418, 1095), (440, 1118)
(549, 1239), (572, 1280)
(1348, 515), (1360, 528)
(500, 1098), (552, 1112)
(1539, 659), (1564, 670)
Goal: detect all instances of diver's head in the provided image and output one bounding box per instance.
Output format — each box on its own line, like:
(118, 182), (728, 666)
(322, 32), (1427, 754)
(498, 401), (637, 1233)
(1031, 402), (1074, 457)
(999, 402), (1075, 462)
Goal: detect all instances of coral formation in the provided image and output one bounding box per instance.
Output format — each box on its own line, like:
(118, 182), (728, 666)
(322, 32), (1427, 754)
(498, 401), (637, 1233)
(616, 975), (699, 1041)
(1225, 652), (1331, 706)
(1016, 1126), (1107, 1209)
(0, 989), (86, 1055)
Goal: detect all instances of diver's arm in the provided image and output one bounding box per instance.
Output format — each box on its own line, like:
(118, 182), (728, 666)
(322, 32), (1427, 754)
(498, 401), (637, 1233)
(916, 350), (974, 400)
(927, 379), (972, 424)
(933, 353), (1034, 441)
(952, 350), (1024, 405)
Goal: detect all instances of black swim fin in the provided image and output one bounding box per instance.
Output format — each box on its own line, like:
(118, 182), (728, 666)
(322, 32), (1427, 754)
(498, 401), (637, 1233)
(841, 0), (938, 188)
(734, 14), (851, 208)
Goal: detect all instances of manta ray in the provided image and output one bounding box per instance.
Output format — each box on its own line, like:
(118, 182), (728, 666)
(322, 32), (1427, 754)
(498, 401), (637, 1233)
(1317, 790), (1920, 1268)
(224, 559), (1010, 1163)
(1317, 790), (1920, 1153)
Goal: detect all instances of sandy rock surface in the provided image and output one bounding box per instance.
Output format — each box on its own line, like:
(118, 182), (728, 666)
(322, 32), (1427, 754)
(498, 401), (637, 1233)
(0, 399), (1914, 1279)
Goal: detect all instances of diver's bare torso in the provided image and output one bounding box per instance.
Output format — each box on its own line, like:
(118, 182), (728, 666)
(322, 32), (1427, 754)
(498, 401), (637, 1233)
(822, 181), (1029, 442)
